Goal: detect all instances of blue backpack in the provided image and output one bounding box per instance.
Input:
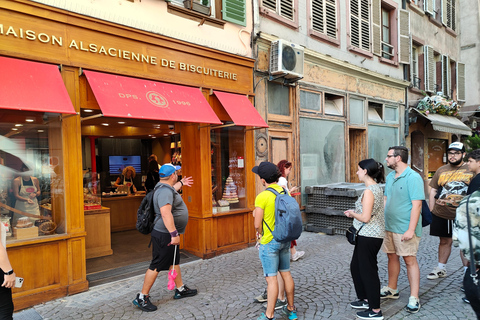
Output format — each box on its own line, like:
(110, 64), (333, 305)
(263, 187), (303, 243)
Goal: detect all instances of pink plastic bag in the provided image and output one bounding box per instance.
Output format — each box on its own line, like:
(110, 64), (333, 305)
(167, 245), (178, 290)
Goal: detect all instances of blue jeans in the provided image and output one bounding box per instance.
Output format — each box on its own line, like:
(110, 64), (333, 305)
(259, 239), (291, 277)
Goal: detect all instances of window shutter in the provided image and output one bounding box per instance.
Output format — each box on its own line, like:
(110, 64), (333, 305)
(280, 0), (294, 21)
(441, 55), (450, 97)
(424, 0), (434, 16)
(371, 0), (381, 56)
(410, 41), (415, 83)
(350, 0), (370, 51)
(441, 0), (447, 25)
(457, 62), (466, 101)
(398, 9), (410, 64)
(223, 0), (246, 26)
(450, 0), (456, 31)
(312, 0), (337, 39)
(424, 46), (435, 93)
(263, 0), (277, 11)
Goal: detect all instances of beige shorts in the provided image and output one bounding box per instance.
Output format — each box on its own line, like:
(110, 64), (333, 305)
(382, 231), (421, 256)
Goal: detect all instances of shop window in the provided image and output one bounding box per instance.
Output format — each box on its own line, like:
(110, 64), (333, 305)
(268, 82), (290, 116)
(324, 93), (344, 116)
(0, 111), (66, 243)
(300, 90), (321, 112)
(368, 125), (399, 171)
(260, 0), (298, 28)
(384, 105), (398, 123)
(309, 0), (339, 45)
(211, 126), (246, 213)
(299, 118), (345, 204)
(442, 0), (456, 31)
(349, 98), (365, 126)
(368, 102), (383, 122)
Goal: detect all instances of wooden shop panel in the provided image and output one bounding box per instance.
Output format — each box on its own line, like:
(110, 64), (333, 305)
(183, 217), (205, 256)
(8, 241), (67, 293)
(216, 214), (245, 248)
(69, 238), (86, 284)
(349, 129), (367, 182)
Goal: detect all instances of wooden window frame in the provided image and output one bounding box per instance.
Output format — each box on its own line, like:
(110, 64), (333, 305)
(348, 0), (373, 57)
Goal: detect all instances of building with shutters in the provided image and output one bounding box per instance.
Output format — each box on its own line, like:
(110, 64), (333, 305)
(405, 0), (471, 190)
(252, 0), (411, 200)
(0, 0), (264, 310)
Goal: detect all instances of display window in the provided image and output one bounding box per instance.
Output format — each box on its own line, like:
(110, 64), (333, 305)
(211, 126), (246, 213)
(0, 110), (66, 243)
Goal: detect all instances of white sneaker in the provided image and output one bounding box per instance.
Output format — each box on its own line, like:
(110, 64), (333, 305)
(405, 296), (420, 313)
(427, 267), (447, 280)
(291, 251), (305, 261)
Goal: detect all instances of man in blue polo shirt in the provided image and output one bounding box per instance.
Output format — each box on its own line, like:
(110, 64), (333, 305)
(380, 146), (424, 314)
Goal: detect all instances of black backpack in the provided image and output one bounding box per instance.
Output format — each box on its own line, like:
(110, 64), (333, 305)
(136, 184), (174, 234)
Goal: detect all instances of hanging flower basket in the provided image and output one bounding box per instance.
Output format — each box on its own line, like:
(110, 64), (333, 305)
(415, 95), (460, 117)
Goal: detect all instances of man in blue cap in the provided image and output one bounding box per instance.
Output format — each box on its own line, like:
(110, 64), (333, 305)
(133, 163), (196, 312)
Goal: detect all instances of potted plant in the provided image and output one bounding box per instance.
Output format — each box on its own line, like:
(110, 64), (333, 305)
(183, 0), (211, 15)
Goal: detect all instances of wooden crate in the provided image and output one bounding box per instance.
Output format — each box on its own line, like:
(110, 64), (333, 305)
(13, 227), (39, 240)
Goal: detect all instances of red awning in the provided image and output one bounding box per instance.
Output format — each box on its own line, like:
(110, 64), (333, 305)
(0, 56), (75, 114)
(213, 91), (268, 128)
(84, 71), (222, 124)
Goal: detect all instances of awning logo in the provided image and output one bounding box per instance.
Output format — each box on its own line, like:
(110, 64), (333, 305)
(146, 91), (168, 108)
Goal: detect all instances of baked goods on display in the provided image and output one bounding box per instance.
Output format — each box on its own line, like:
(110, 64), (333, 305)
(16, 217), (34, 228)
(221, 176), (239, 204)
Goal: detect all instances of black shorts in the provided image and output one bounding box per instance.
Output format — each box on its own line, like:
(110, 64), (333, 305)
(430, 214), (454, 238)
(149, 230), (180, 272)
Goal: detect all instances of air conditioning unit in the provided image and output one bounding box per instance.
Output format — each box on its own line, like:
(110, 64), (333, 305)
(270, 39), (304, 79)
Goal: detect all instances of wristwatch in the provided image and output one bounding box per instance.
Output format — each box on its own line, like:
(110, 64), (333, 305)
(4, 269), (13, 275)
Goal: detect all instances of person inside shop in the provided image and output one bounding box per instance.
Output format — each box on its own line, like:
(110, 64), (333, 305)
(0, 221), (15, 320)
(12, 163), (41, 225)
(114, 166), (137, 194)
(145, 159), (160, 193)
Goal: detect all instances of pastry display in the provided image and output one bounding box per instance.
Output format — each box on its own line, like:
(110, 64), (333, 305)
(16, 217), (34, 228)
(221, 176), (239, 203)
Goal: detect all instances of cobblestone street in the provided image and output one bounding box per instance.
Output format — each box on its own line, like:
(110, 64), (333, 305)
(15, 230), (477, 319)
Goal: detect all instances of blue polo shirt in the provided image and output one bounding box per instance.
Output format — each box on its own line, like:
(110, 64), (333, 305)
(384, 166), (425, 237)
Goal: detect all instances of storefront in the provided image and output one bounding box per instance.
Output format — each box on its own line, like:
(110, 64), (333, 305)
(0, 0), (265, 310)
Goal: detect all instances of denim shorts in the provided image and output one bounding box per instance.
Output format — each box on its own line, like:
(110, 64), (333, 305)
(258, 239), (291, 277)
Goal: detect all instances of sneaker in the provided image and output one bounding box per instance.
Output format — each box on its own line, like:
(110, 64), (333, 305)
(132, 293), (157, 312)
(463, 297), (470, 304)
(257, 313), (275, 320)
(427, 267), (447, 280)
(291, 251), (305, 262)
(282, 305), (298, 320)
(405, 296), (421, 313)
(357, 310), (384, 320)
(350, 299), (369, 309)
(263, 299), (287, 310)
(173, 285), (198, 299)
(254, 289), (268, 303)
(380, 286), (399, 299)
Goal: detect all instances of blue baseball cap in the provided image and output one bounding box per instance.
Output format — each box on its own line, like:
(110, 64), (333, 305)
(159, 163), (181, 178)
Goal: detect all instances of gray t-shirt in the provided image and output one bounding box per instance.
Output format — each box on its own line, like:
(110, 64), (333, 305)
(153, 183), (189, 234)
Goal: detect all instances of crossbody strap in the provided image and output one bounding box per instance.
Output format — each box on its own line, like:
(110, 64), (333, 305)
(465, 196), (479, 287)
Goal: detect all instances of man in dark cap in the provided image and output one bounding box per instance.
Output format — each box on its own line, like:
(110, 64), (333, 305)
(252, 162), (297, 320)
(427, 142), (473, 282)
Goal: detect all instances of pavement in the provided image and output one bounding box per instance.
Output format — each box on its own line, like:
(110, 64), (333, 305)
(14, 228), (477, 319)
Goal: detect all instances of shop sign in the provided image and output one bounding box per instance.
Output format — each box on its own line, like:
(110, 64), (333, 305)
(0, 23), (239, 82)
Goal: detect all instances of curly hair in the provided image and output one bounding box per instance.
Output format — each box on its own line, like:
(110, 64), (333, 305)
(277, 160), (292, 177)
(122, 166), (136, 178)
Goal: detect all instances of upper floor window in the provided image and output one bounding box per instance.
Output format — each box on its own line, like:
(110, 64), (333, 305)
(411, 46), (421, 89)
(261, 0), (298, 27)
(350, 0), (370, 52)
(442, 0), (456, 31)
(381, 8), (393, 59)
(310, 0), (338, 43)
(169, 0), (247, 26)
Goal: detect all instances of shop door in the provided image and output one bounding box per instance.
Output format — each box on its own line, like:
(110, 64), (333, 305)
(269, 130), (294, 177)
(411, 131), (425, 177)
(349, 129), (367, 182)
(427, 138), (447, 178)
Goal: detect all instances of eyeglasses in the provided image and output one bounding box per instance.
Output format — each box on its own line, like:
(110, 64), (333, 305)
(447, 152), (462, 156)
(386, 154), (396, 158)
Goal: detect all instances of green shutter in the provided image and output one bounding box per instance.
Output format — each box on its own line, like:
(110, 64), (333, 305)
(222, 0), (246, 26)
